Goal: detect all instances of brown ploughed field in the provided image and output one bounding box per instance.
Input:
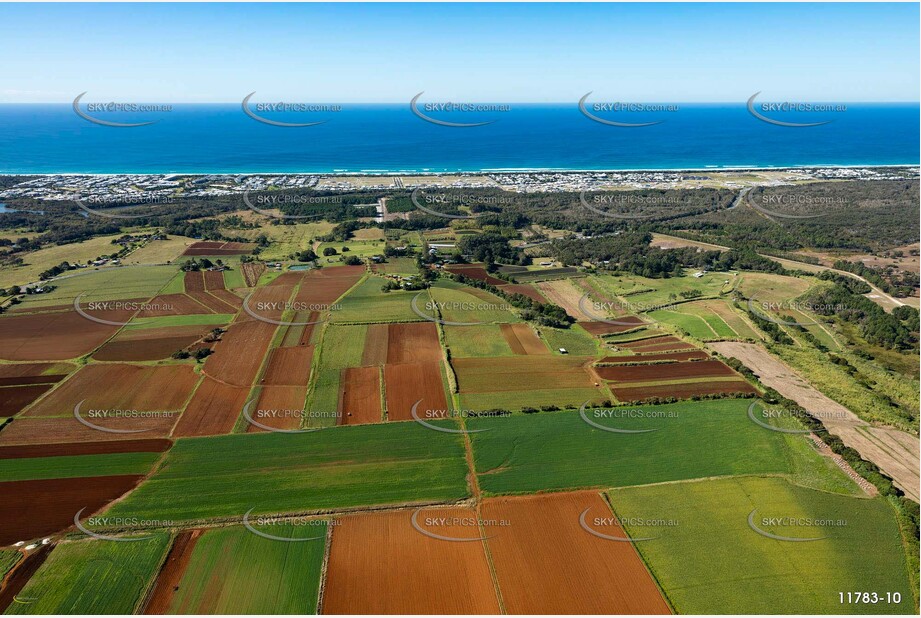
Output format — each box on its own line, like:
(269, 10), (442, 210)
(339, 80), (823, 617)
(142, 530), (204, 614)
(137, 293), (213, 317)
(386, 322), (441, 364)
(322, 507), (500, 614)
(203, 319), (277, 386)
(0, 384), (53, 417)
(0, 309), (132, 361)
(25, 364), (199, 417)
(203, 270), (226, 290)
(246, 386), (307, 433)
(611, 379), (758, 401)
(599, 350), (710, 364)
(173, 377), (248, 437)
(182, 241), (254, 256)
(295, 267), (363, 305)
(578, 317), (647, 336)
(444, 264), (505, 286)
(340, 367), (382, 425)
(93, 325), (214, 361)
(482, 491), (671, 615)
(595, 359), (737, 382)
(0, 363), (72, 382)
(0, 415), (179, 446)
(500, 323), (549, 355)
(0, 475), (145, 546)
(361, 324), (389, 366)
(619, 335), (696, 352)
(0, 439), (171, 459)
(384, 362), (448, 421)
(261, 346), (314, 386)
(498, 283), (545, 303)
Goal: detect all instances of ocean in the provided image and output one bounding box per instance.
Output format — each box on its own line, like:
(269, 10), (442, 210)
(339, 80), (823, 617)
(0, 103), (917, 174)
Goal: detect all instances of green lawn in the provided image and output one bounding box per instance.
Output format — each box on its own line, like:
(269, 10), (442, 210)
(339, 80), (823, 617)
(163, 524), (326, 614)
(104, 422), (469, 523)
(0, 452), (161, 482)
(468, 399), (791, 495)
(6, 534), (171, 615)
(610, 477), (914, 614)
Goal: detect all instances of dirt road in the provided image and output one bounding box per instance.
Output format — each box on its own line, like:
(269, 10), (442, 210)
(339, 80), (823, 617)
(709, 341), (919, 502)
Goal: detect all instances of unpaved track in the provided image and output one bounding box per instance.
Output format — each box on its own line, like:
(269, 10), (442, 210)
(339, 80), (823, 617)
(710, 341), (920, 501)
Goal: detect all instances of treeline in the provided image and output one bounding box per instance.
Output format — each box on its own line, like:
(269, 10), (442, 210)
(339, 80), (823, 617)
(833, 259), (920, 298)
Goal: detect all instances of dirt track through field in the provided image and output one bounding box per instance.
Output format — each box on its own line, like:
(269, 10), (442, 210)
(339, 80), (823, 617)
(322, 507), (500, 614)
(142, 529), (204, 614)
(481, 492), (671, 614)
(710, 341), (920, 501)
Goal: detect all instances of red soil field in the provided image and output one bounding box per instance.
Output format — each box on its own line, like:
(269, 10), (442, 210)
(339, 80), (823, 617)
(0, 309), (131, 361)
(499, 283), (545, 303)
(136, 293), (213, 317)
(295, 268), (363, 306)
(482, 492), (671, 614)
(386, 322), (441, 364)
(322, 507), (500, 614)
(26, 364), (199, 417)
(269, 272), (306, 287)
(172, 377), (248, 437)
(315, 265), (366, 278)
(500, 323), (549, 355)
(261, 346), (314, 386)
(612, 379), (759, 401)
(0, 415), (178, 446)
(188, 291), (237, 314)
(578, 316), (647, 336)
(0, 363), (72, 382)
(384, 362), (448, 421)
(0, 543), (52, 613)
(0, 475), (145, 546)
(361, 324), (389, 366)
(203, 270), (226, 290)
(246, 386), (307, 433)
(207, 289), (243, 310)
(0, 384), (53, 417)
(445, 264), (505, 286)
(596, 359), (736, 382)
(182, 241), (254, 256)
(183, 271), (206, 292)
(142, 529), (204, 614)
(0, 439), (171, 459)
(93, 325), (213, 362)
(620, 335), (694, 352)
(451, 356), (595, 393)
(244, 284), (294, 321)
(340, 367), (382, 425)
(203, 319), (277, 386)
(599, 350), (710, 364)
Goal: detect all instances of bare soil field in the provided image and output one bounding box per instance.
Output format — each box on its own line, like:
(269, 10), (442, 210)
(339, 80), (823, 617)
(295, 267), (363, 306)
(481, 491), (671, 614)
(0, 384), (54, 417)
(710, 341), (921, 501)
(620, 335), (695, 352)
(142, 530), (204, 615)
(452, 356), (595, 393)
(386, 323), (441, 364)
(500, 323), (549, 355)
(184, 271), (206, 292)
(182, 241), (254, 256)
(0, 309), (132, 361)
(599, 351), (710, 364)
(93, 325), (212, 362)
(137, 293), (213, 317)
(173, 377), (248, 438)
(203, 270), (226, 290)
(322, 507), (500, 614)
(445, 264), (505, 286)
(203, 320), (277, 386)
(611, 379), (758, 402)
(245, 284), (294, 321)
(339, 367), (382, 425)
(498, 283), (545, 303)
(384, 362), (448, 421)
(0, 475), (145, 546)
(246, 386), (307, 433)
(595, 359), (737, 382)
(0, 439), (171, 459)
(361, 324), (389, 366)
(535, 279), (594, 320)
(261, 346), (314, 387)
(578, 316), (647, 336)
(0, 415), (178, 446)
(0, 363), (72, 383)
(26, 364), (199, 417)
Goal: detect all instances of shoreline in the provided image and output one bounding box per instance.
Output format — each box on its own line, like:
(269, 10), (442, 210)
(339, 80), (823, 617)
(0, 163), (918, 177)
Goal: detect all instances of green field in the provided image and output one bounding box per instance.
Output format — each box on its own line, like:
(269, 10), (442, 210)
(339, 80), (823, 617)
(0, 550), (19, 579)
(468, 399), (793, 494)
(372, 257), (418, 275)
(610, 477), (914, 614)
(11, 265), (179, 309)
(104, 422), (469, 522)
(233, 221), (335, 262)
(0, 452), (161, 482)
(0, 234), (129, 290)
(6, 534), (171, 615)
(443, 324), (515, 357)
(428, 280), (518, 324)
(163, 524), (326, 613)
(331, 277), (423, 323)
(125, 313), (234, 330)
(648, 308), (720, 339)
(538, 324), (600, 356)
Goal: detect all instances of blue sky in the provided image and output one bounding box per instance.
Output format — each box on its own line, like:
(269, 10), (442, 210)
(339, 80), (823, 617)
(1, 2), (918, 103)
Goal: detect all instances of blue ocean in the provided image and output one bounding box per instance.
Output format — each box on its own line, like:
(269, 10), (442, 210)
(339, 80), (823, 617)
(0, 103), (917, 174)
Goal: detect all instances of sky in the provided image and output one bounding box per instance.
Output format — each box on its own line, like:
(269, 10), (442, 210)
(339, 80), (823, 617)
(0, 2), (918, 103)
